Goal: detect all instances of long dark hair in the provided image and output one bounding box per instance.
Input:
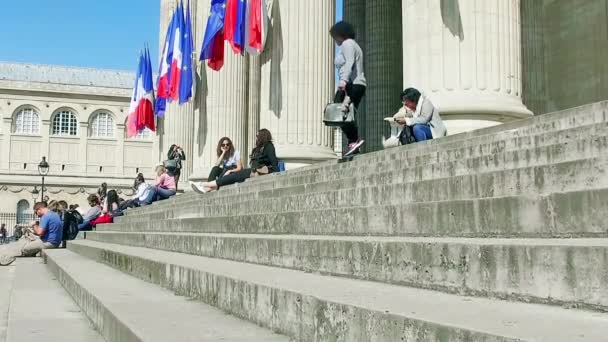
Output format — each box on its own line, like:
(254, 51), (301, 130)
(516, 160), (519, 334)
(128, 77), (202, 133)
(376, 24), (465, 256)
(251, 129), (272, 157)
(216, 137), (235, 159)
(133, 173), (145, 189)
(106, 190), (119, 212)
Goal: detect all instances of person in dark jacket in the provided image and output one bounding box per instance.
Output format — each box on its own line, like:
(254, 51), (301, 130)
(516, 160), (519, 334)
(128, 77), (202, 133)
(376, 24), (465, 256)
(167, 144), (186, 189)
(190, 129), (279, 193)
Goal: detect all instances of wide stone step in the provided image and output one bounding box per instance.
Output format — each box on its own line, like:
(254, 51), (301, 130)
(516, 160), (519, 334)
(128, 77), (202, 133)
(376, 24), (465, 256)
(43, 249), (289, 342)
(66, 240), (608, 342)
(113, 157), (608, 228)
(103, 187), (608, 238)
(119, 136), (608, 222)
(84, 231), (608, 312)
(129, 103), (608, 216)
(3, 258), (104, 342)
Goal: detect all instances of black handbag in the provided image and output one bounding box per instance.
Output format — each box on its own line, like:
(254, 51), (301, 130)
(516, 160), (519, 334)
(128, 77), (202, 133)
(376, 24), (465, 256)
(399, 126), (417, 145)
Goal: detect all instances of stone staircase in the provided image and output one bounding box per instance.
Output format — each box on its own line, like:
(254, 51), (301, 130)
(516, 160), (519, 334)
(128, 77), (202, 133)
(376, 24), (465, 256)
(44, 101), (608, 341)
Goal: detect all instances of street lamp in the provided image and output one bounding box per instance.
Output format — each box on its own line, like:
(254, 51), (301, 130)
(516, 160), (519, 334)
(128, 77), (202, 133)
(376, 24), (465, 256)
(31, 186), (39, 201)
(37, 157), (49, 202)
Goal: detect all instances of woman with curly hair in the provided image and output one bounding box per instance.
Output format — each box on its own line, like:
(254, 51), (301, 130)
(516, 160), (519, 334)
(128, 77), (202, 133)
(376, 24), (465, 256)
(190, 129), (279, 193)
(207, 137), (243, 181)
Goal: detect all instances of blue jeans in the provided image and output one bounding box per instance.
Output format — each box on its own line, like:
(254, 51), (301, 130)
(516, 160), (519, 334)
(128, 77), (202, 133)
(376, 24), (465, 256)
(156, 187), (176, 201)
(78, 220), (93, 231)
(412, 124), (433, 142)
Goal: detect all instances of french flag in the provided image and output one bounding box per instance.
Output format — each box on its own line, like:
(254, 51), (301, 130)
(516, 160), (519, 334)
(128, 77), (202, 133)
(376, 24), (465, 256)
(127, 49), (156, 138)
(156, 7), (177, 117)
(245, 0), (269, 56)
(225, 0), (247, 54)
(168, 1), (185, 101)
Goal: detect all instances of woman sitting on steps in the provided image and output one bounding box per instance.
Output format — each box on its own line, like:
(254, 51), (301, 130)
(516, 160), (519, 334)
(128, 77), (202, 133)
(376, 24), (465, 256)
(190, 129), (279, 193)
(207, 137), (243, 182)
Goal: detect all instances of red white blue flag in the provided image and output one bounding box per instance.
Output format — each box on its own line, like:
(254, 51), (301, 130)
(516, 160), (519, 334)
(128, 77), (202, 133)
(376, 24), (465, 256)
(127, 48), (156, 138)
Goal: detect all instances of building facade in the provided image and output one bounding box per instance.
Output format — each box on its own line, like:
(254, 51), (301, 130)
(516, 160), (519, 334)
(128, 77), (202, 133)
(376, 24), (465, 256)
(0, 62), (157, 218)
(158, 0), (608, 176)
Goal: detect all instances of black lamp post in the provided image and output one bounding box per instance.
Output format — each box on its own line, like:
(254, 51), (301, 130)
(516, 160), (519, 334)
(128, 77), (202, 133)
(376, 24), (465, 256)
(37, 157), (49, 202)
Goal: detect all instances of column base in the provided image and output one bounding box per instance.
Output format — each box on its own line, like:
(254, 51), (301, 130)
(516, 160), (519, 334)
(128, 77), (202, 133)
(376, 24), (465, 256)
(428, 91), (534, 121)
(275, 144), (338, 170)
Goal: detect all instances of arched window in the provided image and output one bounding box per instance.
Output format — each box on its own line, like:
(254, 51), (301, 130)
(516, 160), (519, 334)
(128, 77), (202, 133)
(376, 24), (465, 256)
(16, 200), (30, 224)
(90, 112), (115, 137)
(14, 108), (40, 135)
(52, 110), (78, 136)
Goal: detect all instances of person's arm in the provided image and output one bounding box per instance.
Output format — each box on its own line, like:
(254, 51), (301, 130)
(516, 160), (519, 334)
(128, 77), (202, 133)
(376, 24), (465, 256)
(215, 151), (227, 167)
(33, 216), (47, 236)
(338, 41), (356, 88)
(264, 143), (279, 172)
(407, 99), (434, 126)
(179, 150), (186, 160)
(167, 148), (174, 160)
(155, 174), (164, 187)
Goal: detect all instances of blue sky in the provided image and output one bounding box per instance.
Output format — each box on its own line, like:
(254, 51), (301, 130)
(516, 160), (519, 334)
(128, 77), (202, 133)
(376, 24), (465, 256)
(0, 0), (160, 70)
(0, 0), (342, 71)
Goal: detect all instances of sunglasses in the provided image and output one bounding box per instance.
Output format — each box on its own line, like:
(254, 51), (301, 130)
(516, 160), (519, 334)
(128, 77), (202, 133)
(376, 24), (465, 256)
(221, 143), (231, 147)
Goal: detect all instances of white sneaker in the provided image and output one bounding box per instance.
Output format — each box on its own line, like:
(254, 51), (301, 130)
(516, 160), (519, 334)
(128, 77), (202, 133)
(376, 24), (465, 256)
(0, 255), (16, 266)
(343, 139), (365, 157)
(189, 181), (207, 194)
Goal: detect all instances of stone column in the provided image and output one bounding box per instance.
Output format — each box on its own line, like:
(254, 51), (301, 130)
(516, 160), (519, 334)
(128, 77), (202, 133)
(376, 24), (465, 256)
(190, 1), (248, 180)
(402, 0), (532, 134)
(260, 0), (337, 168)
(520, 0), (547, 115)
(158, 0), (196, 183)
(246, 55), (262, 166)
(363, 0), (403, 152)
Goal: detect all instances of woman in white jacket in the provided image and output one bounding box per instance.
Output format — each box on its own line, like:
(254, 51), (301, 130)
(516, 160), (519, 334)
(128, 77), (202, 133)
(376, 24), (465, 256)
(395, 87), (447, 141)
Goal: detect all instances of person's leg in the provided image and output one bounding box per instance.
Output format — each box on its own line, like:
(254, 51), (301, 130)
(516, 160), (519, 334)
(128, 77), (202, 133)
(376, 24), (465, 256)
(173, 168), (181, 191)
(216, 169), (252, 188)
(341, 84), (367, 152)
(156, 187), (177, 200)
(412, 124), (433, 142)
(21, 238), (46, 257)
(208, 166), (223, 181)
(78, 220), (93, 231)
(142, 187), (157, 205)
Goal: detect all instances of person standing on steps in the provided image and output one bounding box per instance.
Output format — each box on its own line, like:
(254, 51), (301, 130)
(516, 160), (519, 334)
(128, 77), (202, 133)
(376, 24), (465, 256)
(208, 137), (243, 182)
(167, 144), (186, 190)
(395, 87), (447, 142)
(190, 129), (279, 193)
(0, 202), (63, 266)
(330, 20), (367, 157)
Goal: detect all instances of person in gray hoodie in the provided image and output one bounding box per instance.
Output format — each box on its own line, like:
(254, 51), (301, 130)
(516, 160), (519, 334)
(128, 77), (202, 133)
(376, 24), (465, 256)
(330, 21), (367, 157)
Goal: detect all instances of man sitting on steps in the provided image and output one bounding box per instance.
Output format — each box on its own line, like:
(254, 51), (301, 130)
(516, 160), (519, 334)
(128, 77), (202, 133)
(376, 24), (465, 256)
(0, 202), (63, 266)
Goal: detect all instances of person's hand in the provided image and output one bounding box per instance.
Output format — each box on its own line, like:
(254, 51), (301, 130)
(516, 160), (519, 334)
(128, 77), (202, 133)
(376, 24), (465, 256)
(224, 169), (233, 176)
(394, 117), (407, 125)
(405, 118), (413, 126)
(338, 80), (347, 91)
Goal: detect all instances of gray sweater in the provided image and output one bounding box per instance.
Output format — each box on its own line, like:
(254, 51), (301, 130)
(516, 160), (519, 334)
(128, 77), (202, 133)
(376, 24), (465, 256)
(335, 39), (367, 87)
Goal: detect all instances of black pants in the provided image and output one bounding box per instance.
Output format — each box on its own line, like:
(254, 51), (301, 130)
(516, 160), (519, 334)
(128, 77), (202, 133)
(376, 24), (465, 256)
(208, 166), (223, 181)
(174, 168), (181, 190)
(216, 168), (252, 188)
(208, 165), (236, 181)
(334, 83), (366, 144)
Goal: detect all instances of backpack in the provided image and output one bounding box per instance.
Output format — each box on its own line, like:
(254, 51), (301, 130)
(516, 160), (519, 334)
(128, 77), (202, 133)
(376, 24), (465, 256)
(63, 210), (82, 241)
(398, 125), (417, 145)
